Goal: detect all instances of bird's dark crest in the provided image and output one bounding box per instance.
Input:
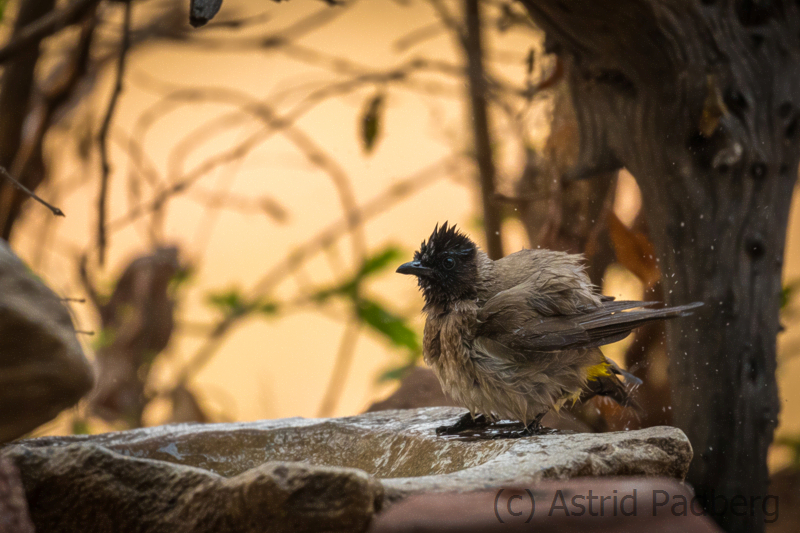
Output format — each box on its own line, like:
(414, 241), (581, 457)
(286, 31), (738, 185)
(406, 222), (479, 308)
(415, 222), (475, 262)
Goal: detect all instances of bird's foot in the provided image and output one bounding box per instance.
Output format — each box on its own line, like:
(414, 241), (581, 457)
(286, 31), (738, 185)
(490, 428), (549, 439)
(490, 415), (548, 439)
(436, 412), (490, 435)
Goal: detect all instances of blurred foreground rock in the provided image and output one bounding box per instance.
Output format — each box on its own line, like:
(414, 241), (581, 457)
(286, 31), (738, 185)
(3, 407), (691, 532)
(0, 239), (93, 443)
(370, 477), (723, 533)
(3, 444), (380, 533)
(0, 457), (34, 533)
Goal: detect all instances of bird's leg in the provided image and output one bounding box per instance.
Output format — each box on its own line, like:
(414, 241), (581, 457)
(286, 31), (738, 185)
(521, 411), (548, 436)
(436, 412), (490, 435)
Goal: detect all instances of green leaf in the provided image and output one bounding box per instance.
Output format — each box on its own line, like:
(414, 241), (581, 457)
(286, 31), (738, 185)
(259, 302), (280, 315)
(311, 246), (403, 303)
(206, 288), (281, 320)
(356, 298), (419, 352)
(357, 246), (403, 279)
(206, 288), (249, 317)
(0, 0), (7, 23)
(360, 93), (384, 154)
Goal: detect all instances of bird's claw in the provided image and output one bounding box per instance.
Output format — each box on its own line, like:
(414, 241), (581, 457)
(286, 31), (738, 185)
(435, 412), (489, 435)
(436, 424), (463, 436)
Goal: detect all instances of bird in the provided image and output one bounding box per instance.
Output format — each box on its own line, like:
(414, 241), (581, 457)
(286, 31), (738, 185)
(396, 222), (702, 437)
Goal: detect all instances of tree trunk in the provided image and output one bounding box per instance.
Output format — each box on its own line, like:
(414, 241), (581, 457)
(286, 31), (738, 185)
(464, 0), (504, 259)
(0, 0), (57, 239)
(517, 2), (799, 532)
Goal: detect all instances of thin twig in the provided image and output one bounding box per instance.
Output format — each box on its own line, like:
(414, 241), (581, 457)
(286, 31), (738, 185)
(78, 254), (102, 311)
(114, 55), (466, 226)
(0, 165), (64, 216)
(111, 83), (368, 268)
(97, 1), (133, 265)
(317, 318), (361, 417)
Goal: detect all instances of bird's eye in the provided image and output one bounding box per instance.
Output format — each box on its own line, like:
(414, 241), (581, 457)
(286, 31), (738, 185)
(442, 257), (456, 270)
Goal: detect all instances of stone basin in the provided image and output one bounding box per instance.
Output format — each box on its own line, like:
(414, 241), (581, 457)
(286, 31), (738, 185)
(5, 407), (691, 498)
(2, 407), (693, 533)
(18, 412), (511, 480)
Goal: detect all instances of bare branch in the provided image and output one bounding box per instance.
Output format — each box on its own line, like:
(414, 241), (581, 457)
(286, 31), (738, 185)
(78, 254), (102, 311)
(98, 1), (133, 265)
(188, 187), (289, 222)
(0, 165), (64, 217)
(110, 82), (368, 268)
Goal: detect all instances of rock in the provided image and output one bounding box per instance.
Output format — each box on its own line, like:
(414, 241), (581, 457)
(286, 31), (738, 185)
(369, 477), (723, 532)
(0, 456), (35, 533)
(3, 407), (691, 531)
(2, 443), (382, 533)
(0, 239), (93, 443)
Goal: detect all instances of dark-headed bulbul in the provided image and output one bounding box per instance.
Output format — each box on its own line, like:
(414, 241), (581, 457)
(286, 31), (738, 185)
(397, 222), (702, 437)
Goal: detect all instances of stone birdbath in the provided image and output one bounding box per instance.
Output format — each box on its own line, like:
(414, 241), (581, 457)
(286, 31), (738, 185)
(2, 406), (692, 533)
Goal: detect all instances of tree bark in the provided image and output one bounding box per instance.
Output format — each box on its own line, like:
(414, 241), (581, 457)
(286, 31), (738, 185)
(464, 0), (504, 259)
(517, 2), (799, 532)
(0, 0), (57, 238)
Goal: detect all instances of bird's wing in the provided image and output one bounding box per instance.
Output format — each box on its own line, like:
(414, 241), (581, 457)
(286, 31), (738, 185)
(478, 269), (602, 325)
(486, 249), (601, 311)
(477, 299), (702, 354)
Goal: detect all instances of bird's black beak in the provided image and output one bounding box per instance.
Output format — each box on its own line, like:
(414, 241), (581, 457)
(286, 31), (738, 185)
(396, 261), (433, 277)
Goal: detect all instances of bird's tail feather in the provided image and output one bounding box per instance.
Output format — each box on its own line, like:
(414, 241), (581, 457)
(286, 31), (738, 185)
(581, 301), (703, 345)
